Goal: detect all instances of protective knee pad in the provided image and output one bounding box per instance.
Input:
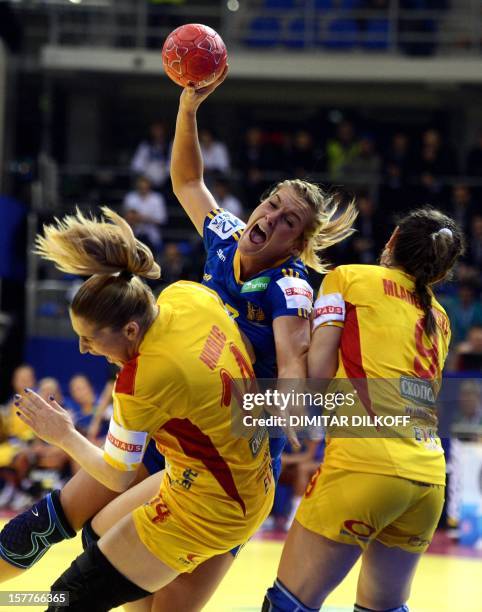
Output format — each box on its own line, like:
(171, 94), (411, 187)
(0, 490), (76, 569)
(47, 542), (151, 611)
(354, 605), (409, 612)
(263, 578), (319, 611)
(81, 518), (100, 550)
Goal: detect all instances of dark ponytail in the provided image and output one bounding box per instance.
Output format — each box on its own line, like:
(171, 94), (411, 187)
(392, 208), (464, 336)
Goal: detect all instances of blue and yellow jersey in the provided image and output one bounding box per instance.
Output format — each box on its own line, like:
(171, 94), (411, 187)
(202, 209), (313, 378)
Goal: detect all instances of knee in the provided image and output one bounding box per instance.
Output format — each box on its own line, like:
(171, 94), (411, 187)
(48, 543), (151, 611)
(354, 605), (409, 612)
(357, 579), (410, 610)
(263, 578), (320, 611)
(81, 519), (99, 550)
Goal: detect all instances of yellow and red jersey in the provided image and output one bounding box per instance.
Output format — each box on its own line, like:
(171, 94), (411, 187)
(105, 281), (273, 553)
(312, 264), (450, 485)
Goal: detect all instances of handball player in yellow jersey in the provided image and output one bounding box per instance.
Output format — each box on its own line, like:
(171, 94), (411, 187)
(0, 69), (357, 611)
(13, 207), (275, 610)
(263, 208), (464, 612)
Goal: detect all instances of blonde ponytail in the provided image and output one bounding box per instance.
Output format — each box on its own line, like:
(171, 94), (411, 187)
(35, 206), (160, 280)
(35, 207), (160, 331)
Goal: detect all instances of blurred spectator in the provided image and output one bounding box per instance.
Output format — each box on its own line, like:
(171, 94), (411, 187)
(326, 120), (360, 180)
(343, 133), (382, 199)
(447, 183), (477, 236)
(238, 127), (277, 203)
(131, 121), (170, 189)
(10, 364), (36, 398)
(385, 131), (413, 180)
(289, 129), (321, 178)
(67, 374), (98, 435)
(414, 129), (457, 182)
(0, 366), (36, 508)
(0, 371), (70, 510)
(4, 364), (36, 442)
(212, 175), (244, 219)
(451, 381), (482, 444)
(453, 325), (482, 372)
(199, 128), (230, 175)
(344, 192), (385, 264)
(37, 377), (64, 405)
(86, 379), (115, 443)
(465, 214), (482, 269)
(411, 129), (457, 206)
(441, 282), (482, 346)
(28, 377), (71, 490)
(123, 176), (168, 253)
(158, 243), (196, 287)
(466, 129), (482, 177)
(380, 132), (412, 213)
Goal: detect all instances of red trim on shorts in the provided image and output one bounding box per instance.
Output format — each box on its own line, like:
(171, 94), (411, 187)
(163, 418), (247, 515)
(115, 355), (139, 396)
(340, 302), (378, 426)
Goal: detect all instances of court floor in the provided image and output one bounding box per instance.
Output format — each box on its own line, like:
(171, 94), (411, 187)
(2, 528), (482, 611)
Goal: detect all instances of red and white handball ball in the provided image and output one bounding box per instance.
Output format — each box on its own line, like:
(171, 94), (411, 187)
(162, 23), (227, 89)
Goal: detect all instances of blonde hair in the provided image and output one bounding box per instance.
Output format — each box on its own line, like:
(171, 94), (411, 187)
(35, 207), (160, 331)
(268, 179), (357, 273)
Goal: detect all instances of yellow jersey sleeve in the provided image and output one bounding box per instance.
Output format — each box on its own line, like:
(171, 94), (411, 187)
(103, 352), (186, 471)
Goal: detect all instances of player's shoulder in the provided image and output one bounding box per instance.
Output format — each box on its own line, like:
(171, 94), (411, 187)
(268, 262), (313, 312)
(318, 265), (380, 299)
(269, 257), (310, 281)
(159, 280), (224, 312)
(115, 345), (181, 401)
(328, 264), (379, 279)
(114, 354), (142, 398)
(325, 264), (381, 286)
(204, 208), (245, 242)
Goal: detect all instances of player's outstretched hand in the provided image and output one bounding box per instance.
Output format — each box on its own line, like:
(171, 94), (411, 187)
(179, 65), (229, 112)
(14, 389), (76, 448)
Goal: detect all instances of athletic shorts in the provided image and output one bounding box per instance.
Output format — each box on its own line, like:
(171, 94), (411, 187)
(296, 465), (445, 553)
(142, 438), (166, 474)
(141, 437), (279, 558)
(132, 483), (272, 573)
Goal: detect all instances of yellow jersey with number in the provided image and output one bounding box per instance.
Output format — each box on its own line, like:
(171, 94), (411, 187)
(312, 265), (450, 485)
(104, 281), (273, 554)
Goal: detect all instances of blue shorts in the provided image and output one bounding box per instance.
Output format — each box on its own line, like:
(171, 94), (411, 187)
(269, 436), (286, 484)
(142, 439), (166, 474)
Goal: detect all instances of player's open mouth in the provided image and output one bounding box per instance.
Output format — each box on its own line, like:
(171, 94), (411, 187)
(249, 223), (267, 245)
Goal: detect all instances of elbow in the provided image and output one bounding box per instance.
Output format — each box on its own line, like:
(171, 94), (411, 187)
(171, 175), (183, 197)
(171, 177), (195, 198)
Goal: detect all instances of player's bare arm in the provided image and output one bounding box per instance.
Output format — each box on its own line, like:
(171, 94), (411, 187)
(273, 316), (310, 380)
(308, 325), (342, 380)
(171, 67), (228, 234)
(272, 316), (311, 448)
(14, 389), (137, 492)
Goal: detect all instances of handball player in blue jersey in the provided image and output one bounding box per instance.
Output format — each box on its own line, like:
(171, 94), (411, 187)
(0, 68), (356, 610)
(170, 69), (356, 477)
